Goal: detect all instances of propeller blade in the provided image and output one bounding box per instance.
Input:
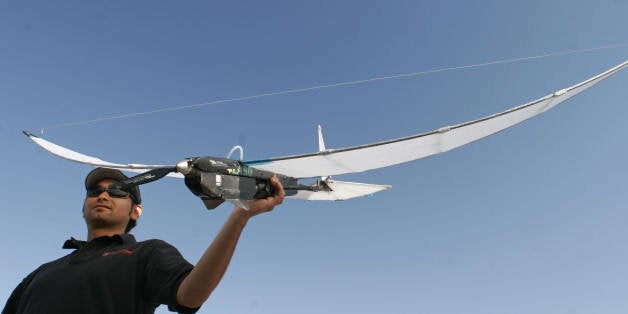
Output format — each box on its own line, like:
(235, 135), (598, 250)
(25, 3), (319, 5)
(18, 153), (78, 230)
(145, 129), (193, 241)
(117, 167), (177, 188)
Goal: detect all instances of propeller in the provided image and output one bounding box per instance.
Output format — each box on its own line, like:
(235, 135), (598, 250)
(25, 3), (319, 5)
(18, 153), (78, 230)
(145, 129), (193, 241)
(113, 166), (177, 189)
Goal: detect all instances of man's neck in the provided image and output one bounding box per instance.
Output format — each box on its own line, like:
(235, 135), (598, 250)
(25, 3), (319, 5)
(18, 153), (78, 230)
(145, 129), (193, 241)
(87, 228), (125, 241)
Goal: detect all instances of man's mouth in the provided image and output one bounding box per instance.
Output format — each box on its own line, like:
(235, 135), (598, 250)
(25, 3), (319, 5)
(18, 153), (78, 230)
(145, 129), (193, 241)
(93, 205), (111, 211)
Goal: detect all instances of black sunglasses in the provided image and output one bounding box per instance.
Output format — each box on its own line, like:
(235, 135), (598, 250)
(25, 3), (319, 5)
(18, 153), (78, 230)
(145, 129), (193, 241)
(86, 186), (137, 202)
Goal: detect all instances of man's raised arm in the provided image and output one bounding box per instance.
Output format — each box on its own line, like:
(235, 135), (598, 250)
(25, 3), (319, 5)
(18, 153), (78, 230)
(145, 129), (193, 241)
(176, 177), (285, 308)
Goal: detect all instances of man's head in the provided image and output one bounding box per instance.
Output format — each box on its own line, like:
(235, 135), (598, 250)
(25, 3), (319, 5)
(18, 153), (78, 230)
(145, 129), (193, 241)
(83, 168), (143, 233)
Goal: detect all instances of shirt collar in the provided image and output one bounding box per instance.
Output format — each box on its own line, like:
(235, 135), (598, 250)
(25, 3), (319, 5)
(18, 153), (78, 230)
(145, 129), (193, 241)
(62, 234), (136, 250)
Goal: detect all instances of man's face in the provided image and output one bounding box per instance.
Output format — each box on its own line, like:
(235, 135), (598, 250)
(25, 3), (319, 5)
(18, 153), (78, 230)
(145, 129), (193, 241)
(82, 179), (141, 231)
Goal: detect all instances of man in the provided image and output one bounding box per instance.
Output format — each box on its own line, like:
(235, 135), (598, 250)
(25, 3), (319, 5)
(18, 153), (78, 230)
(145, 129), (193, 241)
(3, 167), (285, 314)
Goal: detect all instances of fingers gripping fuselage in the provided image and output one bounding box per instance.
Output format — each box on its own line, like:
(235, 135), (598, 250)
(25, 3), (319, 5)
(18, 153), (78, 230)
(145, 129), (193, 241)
(177, 157), (297, 209)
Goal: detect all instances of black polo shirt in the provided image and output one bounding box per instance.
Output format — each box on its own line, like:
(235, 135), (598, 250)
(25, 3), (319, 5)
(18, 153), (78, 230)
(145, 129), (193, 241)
(2, 234), (198, 314)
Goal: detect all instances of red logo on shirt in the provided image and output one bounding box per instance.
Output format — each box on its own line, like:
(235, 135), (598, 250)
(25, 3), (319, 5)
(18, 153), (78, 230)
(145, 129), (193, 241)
(102, 249), (134, 256)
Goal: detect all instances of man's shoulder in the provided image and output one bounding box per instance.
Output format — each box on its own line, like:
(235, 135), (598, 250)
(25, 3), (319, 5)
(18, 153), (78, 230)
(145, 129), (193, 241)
(133, 238), (188, 262)
(42, 251), (76, 266)
(136, 238), (174, 247)
(133, 238), (181, 253)
(21, 252), (74, 282)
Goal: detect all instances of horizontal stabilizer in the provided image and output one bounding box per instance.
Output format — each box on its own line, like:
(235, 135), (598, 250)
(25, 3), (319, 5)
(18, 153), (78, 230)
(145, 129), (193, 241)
(288, 180), (391, 201)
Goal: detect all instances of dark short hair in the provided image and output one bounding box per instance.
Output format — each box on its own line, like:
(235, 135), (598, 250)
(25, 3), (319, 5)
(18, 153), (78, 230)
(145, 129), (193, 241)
(125, 218), (137, 233)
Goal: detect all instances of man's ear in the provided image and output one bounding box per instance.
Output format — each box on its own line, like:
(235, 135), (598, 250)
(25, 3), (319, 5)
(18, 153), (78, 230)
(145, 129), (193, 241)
(131, 204), (143, 220)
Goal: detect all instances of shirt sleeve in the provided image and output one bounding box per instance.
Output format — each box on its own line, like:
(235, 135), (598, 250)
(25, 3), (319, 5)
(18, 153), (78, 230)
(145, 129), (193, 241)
(2, 282), (23, 314)
(142, 240), (199, 314)
(2, 264), (48, 314)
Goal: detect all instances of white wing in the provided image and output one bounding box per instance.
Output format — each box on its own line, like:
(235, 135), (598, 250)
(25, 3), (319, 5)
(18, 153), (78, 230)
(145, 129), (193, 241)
(23, 131), (184, 178)
(246, 61), (627, 178)
(25, 61), (626, 180)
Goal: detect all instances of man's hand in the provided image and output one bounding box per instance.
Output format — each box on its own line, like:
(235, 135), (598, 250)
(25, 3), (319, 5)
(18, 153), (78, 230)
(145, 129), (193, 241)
(243, 176), (285, 217)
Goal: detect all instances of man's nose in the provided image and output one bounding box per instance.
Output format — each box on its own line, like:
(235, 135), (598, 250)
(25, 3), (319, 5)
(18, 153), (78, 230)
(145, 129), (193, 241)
(97, 189), (111, 200)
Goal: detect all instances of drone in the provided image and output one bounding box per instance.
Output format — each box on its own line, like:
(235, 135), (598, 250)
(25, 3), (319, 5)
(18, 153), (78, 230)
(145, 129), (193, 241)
(24, 61), (627, 210)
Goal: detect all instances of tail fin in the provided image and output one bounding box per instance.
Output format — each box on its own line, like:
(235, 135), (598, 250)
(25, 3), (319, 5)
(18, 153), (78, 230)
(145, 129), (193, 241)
(317, 125), (331, 181)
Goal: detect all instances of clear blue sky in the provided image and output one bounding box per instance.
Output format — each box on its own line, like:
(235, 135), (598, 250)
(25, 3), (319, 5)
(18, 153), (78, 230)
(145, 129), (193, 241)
(1, 1), (627, 313)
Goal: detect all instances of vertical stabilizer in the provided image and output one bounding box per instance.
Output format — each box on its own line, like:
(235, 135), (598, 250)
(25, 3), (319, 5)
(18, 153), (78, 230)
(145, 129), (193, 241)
(317, 125), (330, 181)
(317, 125), (326, 151)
